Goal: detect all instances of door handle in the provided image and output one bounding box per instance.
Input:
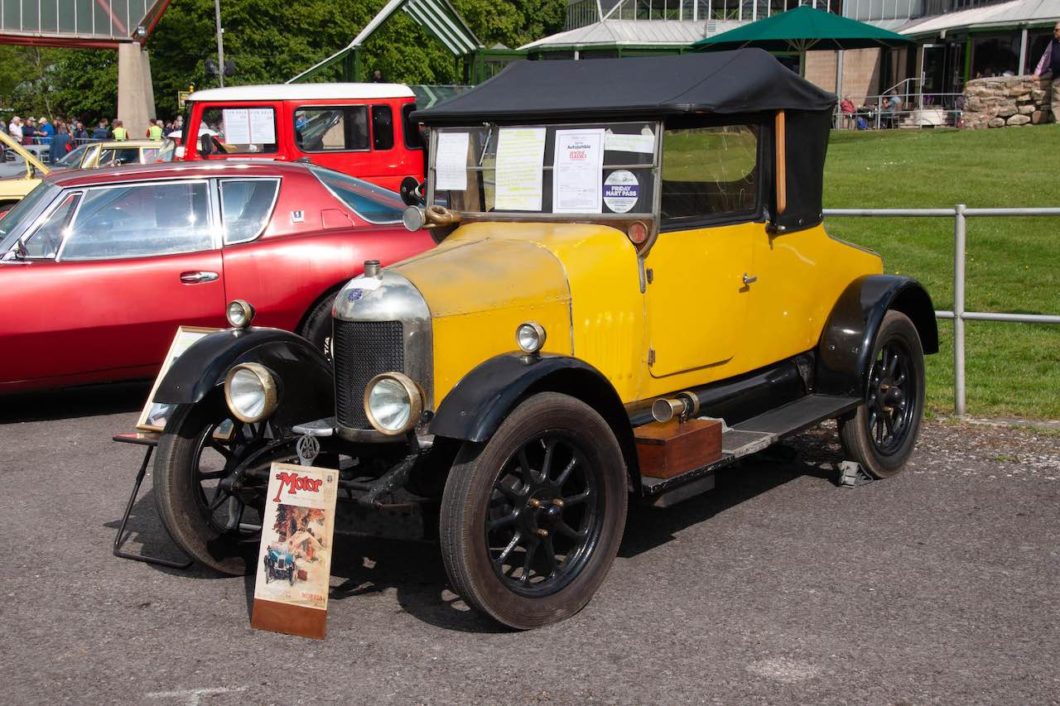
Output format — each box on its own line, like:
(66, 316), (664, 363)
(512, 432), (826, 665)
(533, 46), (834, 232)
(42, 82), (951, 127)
(742, 273), (758, 285)
(180, 270), (219, 284)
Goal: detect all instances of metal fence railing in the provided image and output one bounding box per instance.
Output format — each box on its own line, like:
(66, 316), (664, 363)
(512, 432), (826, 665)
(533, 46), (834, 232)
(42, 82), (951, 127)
(823, 205), (1060, 416)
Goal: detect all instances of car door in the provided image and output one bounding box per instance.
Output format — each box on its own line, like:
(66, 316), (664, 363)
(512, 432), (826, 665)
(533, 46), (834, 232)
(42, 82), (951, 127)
(2, 179), (225, 386)
(643, 122), (761, 382)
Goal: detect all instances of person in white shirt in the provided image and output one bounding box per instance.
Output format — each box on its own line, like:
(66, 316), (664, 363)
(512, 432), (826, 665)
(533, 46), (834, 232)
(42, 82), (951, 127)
(8, 116), (23, 141)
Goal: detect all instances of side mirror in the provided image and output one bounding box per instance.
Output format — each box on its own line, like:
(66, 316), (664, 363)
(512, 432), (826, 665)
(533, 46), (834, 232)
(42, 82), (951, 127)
(399, 176), (425, 207)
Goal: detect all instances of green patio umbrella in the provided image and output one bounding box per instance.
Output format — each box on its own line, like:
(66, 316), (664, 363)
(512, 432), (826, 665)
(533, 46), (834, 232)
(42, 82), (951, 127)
(692, 6), (912, 54)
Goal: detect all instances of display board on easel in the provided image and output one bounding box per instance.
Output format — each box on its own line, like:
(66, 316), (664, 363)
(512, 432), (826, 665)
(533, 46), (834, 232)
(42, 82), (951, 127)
(251, 463), (339, 640)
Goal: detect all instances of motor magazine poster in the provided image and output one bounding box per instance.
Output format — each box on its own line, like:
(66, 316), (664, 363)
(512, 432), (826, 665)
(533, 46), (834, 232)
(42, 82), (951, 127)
(252, 462), (339, 638)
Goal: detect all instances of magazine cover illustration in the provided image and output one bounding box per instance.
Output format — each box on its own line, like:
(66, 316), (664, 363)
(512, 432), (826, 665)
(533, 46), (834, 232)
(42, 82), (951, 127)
(254, 463), (339, 611)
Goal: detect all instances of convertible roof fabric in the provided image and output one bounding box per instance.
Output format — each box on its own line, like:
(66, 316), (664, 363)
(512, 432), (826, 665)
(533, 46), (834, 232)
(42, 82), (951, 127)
(414, 48), (835, 124)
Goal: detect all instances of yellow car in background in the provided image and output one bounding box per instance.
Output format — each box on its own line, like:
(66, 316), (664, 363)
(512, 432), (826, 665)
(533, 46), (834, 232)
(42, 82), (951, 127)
(0, 130), (49, 215)
(54, 139), (164, 170)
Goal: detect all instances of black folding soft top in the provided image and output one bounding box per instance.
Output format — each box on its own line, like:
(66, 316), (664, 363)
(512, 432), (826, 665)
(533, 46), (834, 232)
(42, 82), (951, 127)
(414, 48), (835, 124)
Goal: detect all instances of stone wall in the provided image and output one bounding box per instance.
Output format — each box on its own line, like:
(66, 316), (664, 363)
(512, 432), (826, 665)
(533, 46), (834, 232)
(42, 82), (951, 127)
(962, 76), (1052, 129)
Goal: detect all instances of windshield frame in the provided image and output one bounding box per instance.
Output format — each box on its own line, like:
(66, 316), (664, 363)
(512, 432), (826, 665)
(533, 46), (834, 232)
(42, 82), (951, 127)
(54, 143), (90, 168)
(425, 119), (663, 225)
(0, 183), (62, 257)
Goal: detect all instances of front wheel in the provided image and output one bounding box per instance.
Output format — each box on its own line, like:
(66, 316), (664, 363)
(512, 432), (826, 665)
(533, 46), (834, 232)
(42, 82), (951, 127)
(300, 294), (336, 359)
(154, 393), (296, 574)
(838, 310), (926, 478)
(440, 393), (628, 629)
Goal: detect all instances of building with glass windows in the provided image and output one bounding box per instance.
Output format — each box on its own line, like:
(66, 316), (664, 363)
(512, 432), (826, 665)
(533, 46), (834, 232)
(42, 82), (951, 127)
(523, 0), (1060, 104)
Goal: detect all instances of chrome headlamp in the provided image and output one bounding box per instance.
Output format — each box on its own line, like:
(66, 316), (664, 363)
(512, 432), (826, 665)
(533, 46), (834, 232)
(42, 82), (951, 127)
(224, 363), (278, 423)
(226, 299), (255, 329)
(363, 372), (423, 435)
(516, 322), (546, 354)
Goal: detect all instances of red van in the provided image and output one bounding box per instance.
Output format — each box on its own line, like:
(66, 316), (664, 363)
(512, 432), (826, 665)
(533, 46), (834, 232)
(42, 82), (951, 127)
(180, 83), (425, 191)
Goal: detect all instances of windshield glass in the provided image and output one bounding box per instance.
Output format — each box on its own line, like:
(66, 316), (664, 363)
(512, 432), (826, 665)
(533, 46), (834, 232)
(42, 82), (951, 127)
(431, 122), (657, 217)
(0, 183), (59, 250)
(309, 166), (404, 224)
(55, 144), (91, 168)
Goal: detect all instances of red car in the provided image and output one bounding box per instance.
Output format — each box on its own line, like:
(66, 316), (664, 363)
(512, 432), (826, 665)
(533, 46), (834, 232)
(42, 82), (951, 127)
(0, 161), (434, 394)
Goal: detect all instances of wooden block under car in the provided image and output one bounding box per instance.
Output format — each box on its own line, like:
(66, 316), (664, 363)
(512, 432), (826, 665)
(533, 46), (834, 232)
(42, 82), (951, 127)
(634, 418), (722, 479)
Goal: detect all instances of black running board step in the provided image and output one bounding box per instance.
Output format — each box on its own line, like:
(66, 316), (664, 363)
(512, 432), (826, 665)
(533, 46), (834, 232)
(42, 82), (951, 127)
(640, 394), (859, 506)
(732, 394), (860, 437)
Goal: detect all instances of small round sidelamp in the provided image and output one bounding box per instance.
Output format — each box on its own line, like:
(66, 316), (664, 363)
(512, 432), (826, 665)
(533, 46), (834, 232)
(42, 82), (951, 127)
(364, 372), (424, 435)
(628, 221), (650, 245)
(226, 299), (255, 329)
(224, 363), (278, 423)
(516, 322), (547, 354)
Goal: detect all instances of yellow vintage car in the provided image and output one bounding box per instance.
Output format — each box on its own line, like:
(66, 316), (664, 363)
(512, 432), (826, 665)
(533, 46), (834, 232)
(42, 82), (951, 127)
(0, 130), (49, 214)
(53, 139), (164, 170)
(151, 49), (937, 629)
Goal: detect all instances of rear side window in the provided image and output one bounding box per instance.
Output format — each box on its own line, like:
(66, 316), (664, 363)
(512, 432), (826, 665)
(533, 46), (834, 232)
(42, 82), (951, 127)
(310, 166), (404, 224)
(661, 124), (759, 226)
(98, 148), (140, 166)
(60, 182), (212, 260)
(372, 106), (394, 150)
(220, 179), (280, 244)
(200, 107), (278, 155)
(402, 104), (424, 150)
(295, 106), (368, 152)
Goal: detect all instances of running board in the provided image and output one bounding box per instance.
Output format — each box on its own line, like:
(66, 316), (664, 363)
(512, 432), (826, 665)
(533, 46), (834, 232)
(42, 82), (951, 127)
(641, 394), (860, 507)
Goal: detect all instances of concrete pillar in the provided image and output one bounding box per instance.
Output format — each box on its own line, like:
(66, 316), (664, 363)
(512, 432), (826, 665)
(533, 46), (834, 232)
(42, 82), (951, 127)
(117, 43), (156, 137)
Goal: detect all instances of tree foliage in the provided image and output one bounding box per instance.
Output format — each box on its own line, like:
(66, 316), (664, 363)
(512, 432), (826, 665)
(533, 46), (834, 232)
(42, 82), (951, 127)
(0, 0), (567, 122)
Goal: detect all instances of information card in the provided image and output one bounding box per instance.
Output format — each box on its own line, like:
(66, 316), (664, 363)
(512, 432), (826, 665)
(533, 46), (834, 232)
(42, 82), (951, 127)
(436, 131), (470, 191)
(495, 127), (547, 211)
(553, 128), (604, 214)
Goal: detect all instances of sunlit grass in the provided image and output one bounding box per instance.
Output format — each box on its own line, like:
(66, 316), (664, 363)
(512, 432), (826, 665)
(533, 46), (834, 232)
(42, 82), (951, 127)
(824, 126), (1060, 419)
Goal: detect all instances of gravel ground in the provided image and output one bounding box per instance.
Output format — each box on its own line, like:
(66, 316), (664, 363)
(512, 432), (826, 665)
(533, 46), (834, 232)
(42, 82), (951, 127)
(0, 385), (1057, 705)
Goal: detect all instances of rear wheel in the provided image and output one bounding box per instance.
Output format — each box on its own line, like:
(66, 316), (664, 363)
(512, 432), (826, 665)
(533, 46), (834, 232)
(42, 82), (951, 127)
(154, 392), (296, 574)
(838, 311), (926, 478)
(440, 393), (627, 629)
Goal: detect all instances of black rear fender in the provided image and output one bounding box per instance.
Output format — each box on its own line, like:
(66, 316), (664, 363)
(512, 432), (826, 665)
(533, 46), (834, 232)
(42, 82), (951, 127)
(153, 327), (334, 430)
(430, 354), (640, 491)
(817, 275), (938, 397)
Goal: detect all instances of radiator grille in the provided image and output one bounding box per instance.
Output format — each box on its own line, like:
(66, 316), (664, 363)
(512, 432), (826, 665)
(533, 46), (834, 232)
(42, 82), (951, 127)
(334, 320), (405, 428)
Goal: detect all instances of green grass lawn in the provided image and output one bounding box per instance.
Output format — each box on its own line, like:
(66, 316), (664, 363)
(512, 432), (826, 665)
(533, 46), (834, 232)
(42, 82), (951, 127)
(823, 126), (1060, 419)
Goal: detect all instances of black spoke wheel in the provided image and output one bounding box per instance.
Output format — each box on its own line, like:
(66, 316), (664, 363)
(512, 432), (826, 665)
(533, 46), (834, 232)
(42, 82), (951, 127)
(154, 392), (296, 574)
(300, 294), (336, 360)
(440, 393), (627, 629)
(839, 311), (926, 478)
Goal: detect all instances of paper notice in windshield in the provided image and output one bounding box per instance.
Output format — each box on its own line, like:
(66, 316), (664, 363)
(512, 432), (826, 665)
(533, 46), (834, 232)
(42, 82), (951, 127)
(495, 127), (546, 211)
(604, 130), (655, 154)
(436, 131), (469, 191)
(222, 109), (250, 144)
(553, 129), (604, 214)
(249, 108), (275, 144)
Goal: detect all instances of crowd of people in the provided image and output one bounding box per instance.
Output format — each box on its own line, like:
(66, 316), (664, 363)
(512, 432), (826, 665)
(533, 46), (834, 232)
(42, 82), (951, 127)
(1, 114), (183, 164)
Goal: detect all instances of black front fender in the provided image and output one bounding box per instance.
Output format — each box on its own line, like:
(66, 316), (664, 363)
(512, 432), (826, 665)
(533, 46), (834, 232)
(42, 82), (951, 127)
(430, 354), (624, 442)
(817, 275), (938, 397)
(430, 353), (639, 488)
(154, 327), (334, 429)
